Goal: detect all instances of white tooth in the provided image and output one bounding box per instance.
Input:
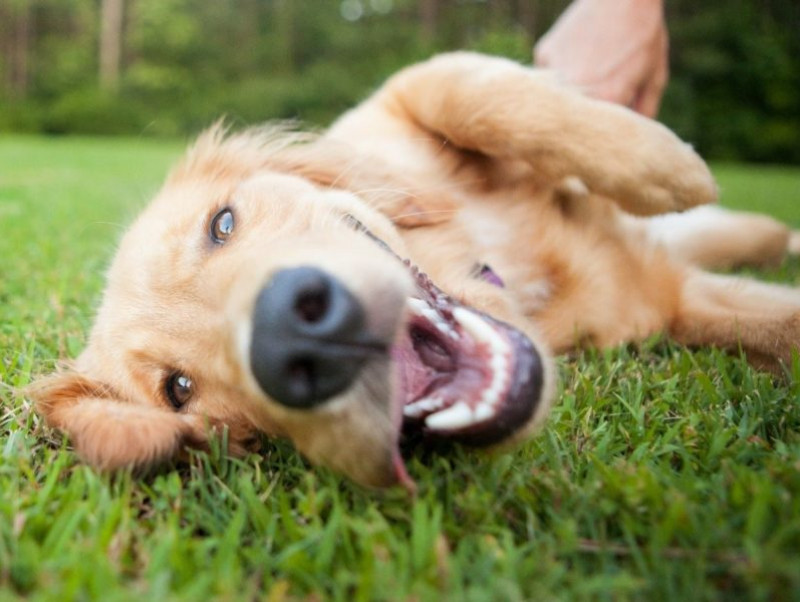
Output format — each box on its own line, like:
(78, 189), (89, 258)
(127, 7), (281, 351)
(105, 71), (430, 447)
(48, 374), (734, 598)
(480, 388), (500, 407)
(453, 308), (515, 404)
(407, 298), (428, 316)
(490, 353), (508, 375)
(441, 326), (457, 339)
(403, 396), (444, 419)
(422, 308), (438, 322)
(474, 403), (495, 422)
(425, 401), (475, 430)
(403, 404), (426, 419)
(407, 298), (450, 329)
(436, 322), (459, 340)
(452, 308), (508, 355)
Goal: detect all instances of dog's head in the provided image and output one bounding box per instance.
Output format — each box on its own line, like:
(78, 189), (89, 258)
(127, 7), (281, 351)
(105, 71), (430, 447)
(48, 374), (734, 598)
(30, 127), (553, 488)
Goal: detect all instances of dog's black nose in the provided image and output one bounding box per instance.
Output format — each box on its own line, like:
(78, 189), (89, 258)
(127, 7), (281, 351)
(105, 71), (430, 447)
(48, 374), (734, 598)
(249, 266), (384, 409)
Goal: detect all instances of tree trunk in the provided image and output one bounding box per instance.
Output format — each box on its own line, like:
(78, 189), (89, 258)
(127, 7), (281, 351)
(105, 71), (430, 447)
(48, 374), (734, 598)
(489, 0), (511, 28)
(516, 0), (539, 43)
(99, 0), (125, 92)
(419, 0), (439, 41)
(3, 0), (32, 99)
(0, 4), (8, 96)
(273, 0), (295, 73)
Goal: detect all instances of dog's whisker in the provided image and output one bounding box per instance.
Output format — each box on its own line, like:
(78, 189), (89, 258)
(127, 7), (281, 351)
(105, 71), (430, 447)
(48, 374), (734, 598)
(350, 187), (413, 198)
(390, 209), (459, 221)
(415, 177), (487, 192)
(325, 152), (377, 190)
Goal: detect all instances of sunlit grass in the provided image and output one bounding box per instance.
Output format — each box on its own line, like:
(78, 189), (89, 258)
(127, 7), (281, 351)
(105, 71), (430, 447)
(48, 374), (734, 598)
(1, 135), (799, 600)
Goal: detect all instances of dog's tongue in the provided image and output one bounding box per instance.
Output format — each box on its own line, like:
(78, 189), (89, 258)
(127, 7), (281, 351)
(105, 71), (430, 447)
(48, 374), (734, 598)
(392, 448), (417, 494)
(392, 332), (444, 402)
(388, 333), (421, 492)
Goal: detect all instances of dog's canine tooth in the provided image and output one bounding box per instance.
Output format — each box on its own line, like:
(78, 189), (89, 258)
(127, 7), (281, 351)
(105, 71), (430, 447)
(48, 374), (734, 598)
(407, 297), (444, 324)
(474, 403), (495, 422)
(407, 297), (428, 315)
(403, 404), (426, 419)
(403, 395), (444, 419)
(425, 401), (475, 430)
(407, 297), (459, 339)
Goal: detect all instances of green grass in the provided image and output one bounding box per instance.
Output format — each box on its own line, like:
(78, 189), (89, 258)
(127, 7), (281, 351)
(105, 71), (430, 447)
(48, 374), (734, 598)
(1, 135), (800, 601)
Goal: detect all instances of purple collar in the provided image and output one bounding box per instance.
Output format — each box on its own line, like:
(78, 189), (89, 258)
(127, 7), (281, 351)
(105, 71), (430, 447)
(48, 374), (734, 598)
(477, 263), (505, 288)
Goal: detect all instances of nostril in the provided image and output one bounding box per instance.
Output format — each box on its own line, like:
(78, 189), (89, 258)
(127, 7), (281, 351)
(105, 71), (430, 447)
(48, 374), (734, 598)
(287, 357), (315, 400)
(294, 287), (329, 324)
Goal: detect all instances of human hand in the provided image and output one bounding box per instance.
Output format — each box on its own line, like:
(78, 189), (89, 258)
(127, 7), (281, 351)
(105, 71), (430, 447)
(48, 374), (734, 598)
(534, 0), (669, 118)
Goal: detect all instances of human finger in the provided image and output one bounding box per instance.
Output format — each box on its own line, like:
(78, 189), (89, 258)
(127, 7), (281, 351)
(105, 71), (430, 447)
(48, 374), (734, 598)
(632, 30), (669, 117)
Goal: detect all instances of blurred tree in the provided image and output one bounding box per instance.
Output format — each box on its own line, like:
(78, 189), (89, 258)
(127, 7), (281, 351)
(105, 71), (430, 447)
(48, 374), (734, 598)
(0, 0), (796, 163)
(0, 0), (31, 99)
(99, 0), (125, 92)
(661, 0), (800, 162)
(272, 0), (296, 74)
(419, 0), (439, 41)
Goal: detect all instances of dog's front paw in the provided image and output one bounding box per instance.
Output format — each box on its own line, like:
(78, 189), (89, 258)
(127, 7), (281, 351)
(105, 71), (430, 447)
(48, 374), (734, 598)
(610, 119), (718, 216)
(569, 99), (719, 216)
(637, 127), (718, 215)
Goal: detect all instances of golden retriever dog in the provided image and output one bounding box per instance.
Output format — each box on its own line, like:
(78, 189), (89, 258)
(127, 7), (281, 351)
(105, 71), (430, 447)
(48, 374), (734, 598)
(30, 53), (800, 488)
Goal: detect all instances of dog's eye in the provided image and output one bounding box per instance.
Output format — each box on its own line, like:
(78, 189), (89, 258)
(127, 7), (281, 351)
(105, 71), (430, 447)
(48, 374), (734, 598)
(210, 208), (235, 244)
(165, 372), (194, 409)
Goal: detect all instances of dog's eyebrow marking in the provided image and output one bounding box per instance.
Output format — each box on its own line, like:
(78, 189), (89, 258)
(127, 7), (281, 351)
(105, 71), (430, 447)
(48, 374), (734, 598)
(343, 213), (397, 257)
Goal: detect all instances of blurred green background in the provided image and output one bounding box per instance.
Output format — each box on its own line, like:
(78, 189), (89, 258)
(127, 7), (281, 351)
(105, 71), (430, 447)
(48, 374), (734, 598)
(1, 0), (798, 164)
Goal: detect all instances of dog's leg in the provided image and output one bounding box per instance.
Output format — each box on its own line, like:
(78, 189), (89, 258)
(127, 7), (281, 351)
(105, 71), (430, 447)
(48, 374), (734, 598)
(671, 270), (800, 372)
(790, 231), (800, 256)
(374, 52), (717, 216)
(646, 206), (795, 269)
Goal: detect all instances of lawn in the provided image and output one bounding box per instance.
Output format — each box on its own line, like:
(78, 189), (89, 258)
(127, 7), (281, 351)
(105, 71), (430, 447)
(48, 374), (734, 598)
(1, 135), (799, 601)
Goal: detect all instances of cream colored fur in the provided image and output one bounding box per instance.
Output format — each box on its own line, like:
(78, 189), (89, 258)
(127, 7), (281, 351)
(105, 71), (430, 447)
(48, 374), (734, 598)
(29, 53), (800, 486)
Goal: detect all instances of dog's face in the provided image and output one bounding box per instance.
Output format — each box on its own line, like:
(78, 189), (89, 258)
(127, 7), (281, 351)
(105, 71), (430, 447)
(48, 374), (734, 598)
(31, 130), (552, 488)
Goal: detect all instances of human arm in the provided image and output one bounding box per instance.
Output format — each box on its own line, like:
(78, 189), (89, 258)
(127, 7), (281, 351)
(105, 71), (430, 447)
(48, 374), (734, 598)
(534, 0), (669, 118)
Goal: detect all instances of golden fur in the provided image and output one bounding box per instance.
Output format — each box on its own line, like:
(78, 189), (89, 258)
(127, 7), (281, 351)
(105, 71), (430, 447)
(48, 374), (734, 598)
(29, 53), (800, 487)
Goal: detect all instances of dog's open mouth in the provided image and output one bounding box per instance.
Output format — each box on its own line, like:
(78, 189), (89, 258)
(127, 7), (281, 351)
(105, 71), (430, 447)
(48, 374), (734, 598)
(392, 262), (545, 447)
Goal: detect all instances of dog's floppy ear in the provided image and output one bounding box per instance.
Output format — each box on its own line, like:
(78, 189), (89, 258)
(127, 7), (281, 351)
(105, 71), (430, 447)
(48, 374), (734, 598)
(28, 371), (196, 470)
